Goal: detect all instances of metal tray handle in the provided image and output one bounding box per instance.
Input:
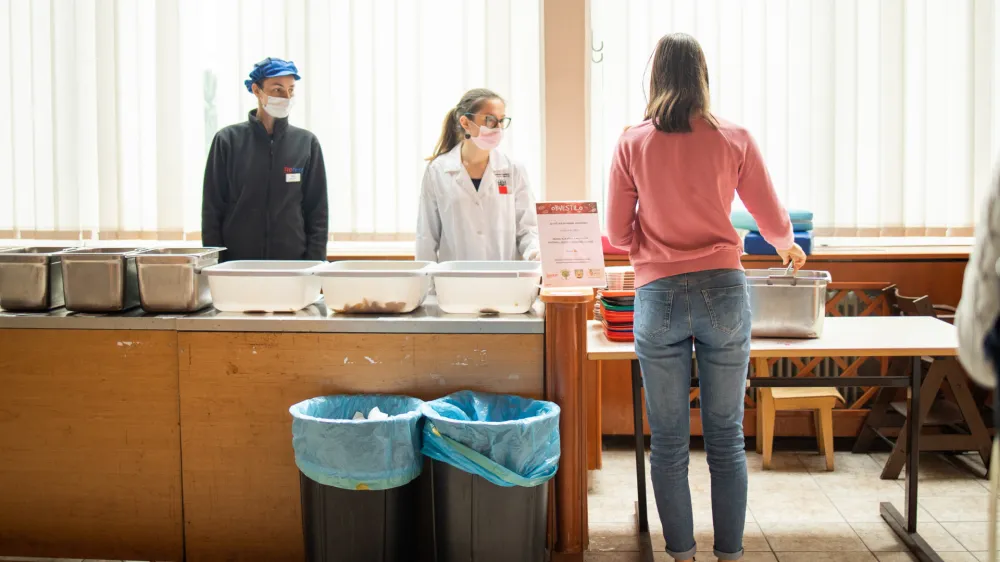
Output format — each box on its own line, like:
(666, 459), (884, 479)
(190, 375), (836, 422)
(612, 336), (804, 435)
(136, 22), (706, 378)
(765, 263), (797, 286)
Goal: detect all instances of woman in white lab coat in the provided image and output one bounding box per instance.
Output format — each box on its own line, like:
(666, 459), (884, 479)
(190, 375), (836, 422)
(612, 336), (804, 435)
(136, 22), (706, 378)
(416, 88), (540, 263)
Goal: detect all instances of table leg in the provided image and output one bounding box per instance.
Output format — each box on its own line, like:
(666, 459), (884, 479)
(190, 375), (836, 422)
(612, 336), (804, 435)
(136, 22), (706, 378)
(754, 358), (769, 454)
(631, 359), (649, 533)
(906, 354), (920, 532)
(880, 355), (944, 562)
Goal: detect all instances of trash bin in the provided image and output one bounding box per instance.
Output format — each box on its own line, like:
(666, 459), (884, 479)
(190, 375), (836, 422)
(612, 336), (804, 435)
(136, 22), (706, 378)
(420, 391), (560, 562)
(290, 394), (425, 562)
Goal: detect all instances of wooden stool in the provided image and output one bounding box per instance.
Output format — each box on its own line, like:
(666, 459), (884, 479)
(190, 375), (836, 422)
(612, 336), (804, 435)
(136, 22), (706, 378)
(760, 386), (844, 471)
(753, 284), (893, 468)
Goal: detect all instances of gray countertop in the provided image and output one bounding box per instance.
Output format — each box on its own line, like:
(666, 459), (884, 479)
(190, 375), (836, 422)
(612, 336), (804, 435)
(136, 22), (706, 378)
(0, 298), (545, 334)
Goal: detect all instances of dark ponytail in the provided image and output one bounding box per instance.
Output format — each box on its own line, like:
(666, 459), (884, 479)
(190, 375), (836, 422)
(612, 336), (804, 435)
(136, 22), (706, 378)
(428, 88), (504, 160)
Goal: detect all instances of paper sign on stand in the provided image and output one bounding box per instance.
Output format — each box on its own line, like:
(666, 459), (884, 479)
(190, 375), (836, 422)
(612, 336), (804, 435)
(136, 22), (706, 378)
(535, 202), (606, 288)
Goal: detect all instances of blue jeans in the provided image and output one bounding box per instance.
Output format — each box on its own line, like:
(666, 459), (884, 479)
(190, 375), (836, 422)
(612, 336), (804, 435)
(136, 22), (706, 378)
(634, 269), (751, 561)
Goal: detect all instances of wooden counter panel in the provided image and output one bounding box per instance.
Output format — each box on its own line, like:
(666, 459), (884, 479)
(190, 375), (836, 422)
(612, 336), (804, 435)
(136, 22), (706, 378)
(605, 254), (969, 307)
(0, 329), (183, 561)
(740, 257), (968, 307)
(325, 245), (973, 265)
(178, 331), (544, 562)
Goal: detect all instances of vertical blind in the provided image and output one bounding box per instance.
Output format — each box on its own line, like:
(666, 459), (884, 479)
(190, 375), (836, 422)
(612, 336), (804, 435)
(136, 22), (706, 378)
(590, 0), (1000, 236)
(0, 0), (542, 241)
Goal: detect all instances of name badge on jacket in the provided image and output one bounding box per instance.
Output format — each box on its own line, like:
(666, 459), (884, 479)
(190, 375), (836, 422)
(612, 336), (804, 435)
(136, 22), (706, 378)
(497, 172), (510, 195)
(284, 166), (303, 183)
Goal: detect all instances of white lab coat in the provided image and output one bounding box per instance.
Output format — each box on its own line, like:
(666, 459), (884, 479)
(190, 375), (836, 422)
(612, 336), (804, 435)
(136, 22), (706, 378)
(416, 144), (540, 263)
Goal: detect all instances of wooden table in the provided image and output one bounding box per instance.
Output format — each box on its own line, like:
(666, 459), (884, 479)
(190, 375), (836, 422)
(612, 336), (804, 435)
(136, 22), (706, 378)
(587, 316), (958, 562)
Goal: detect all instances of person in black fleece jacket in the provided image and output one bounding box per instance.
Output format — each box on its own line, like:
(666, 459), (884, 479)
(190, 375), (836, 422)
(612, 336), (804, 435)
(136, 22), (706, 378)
(201, 57), (328, 262)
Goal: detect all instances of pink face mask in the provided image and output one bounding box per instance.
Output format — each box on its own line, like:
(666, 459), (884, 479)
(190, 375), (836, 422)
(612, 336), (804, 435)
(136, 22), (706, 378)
(469, 123), (504, 151)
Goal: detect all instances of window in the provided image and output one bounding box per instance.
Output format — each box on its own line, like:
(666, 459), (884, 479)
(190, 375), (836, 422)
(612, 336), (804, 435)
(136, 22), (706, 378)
(590, 0), (1000, 236)
(0, 0), (542, 241)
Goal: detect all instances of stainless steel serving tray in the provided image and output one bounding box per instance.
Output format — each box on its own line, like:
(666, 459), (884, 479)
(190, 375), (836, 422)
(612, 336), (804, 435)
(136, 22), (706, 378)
(746, 268), (832, 339)
(135, 247), (223, 313)
(60, 247), (147, 313)
(0, 246), (81, 311)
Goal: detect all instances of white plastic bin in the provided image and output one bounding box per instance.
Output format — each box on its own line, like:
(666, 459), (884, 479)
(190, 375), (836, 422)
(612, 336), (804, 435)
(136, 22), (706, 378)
(430, 261), (541, 314)
(312, 261), (432, 314)
(202, 260), (323, 312)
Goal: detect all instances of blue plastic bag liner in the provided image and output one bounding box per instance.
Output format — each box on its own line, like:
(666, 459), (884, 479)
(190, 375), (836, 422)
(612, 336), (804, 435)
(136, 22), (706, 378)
(731, 209), (814, 232)
(289, 394), (424, 490)
(743, 231), (814, 256)
(420, 391), (560, 488)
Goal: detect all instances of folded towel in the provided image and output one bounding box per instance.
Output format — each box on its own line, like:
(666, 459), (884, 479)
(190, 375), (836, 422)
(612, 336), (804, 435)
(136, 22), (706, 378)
(731, 210), (814, 233)
(743, 231), (814, 256)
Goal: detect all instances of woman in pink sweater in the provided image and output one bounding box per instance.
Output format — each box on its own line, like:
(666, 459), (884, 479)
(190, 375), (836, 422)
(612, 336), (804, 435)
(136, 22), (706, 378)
(606, 33), (806, 562)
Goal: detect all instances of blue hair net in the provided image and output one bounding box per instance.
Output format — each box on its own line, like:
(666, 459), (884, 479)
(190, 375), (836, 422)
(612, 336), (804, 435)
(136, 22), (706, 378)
(245, 57), (301, 93)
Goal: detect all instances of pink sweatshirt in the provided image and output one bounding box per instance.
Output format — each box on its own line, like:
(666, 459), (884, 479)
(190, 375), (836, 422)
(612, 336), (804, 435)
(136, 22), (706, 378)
(606, 118), (794, 288)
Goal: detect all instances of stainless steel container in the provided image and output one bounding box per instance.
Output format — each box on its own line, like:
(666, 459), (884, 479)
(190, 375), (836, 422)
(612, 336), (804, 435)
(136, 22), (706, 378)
(0, 246), (80, 311)
(135, 247), (223, 313)
(61, 248), (145, 313)
(746, 268), (832, 338)
(0, 247), (25, 293)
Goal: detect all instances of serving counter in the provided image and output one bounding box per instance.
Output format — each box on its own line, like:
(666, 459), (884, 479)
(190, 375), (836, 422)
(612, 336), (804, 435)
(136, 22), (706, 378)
(0, 297), (576, 562)
(0, 301), (545, 334)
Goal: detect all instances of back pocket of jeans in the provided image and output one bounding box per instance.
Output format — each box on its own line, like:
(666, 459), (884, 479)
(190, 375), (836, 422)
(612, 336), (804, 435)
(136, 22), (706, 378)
(636, 289), (673, 337)
(701, 285), (746, 335)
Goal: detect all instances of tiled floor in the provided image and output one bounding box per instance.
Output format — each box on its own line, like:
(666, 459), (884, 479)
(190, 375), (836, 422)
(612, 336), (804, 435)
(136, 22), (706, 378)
(588, 446), (993, 561)
(2, 448), (992, 562)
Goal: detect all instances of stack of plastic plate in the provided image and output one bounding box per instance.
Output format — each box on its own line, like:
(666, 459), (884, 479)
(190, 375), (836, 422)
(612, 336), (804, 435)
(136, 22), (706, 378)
(595, 266), (635, 322)
(600, 290), (635, 342)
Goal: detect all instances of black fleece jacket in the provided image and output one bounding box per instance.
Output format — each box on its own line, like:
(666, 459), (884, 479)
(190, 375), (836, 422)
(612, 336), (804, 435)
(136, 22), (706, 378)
(201, 110), (328, 261)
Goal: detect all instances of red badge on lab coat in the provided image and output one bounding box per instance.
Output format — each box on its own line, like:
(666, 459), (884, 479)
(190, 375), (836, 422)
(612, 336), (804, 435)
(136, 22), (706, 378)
(498, 180), (509, 195)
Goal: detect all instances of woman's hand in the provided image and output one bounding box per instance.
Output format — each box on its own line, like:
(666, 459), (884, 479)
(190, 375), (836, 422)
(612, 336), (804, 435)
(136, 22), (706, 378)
(777, 243), (807, 271)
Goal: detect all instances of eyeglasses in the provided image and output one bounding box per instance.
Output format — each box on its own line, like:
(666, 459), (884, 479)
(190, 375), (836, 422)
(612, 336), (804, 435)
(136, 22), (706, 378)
(464, 113), (512, 130)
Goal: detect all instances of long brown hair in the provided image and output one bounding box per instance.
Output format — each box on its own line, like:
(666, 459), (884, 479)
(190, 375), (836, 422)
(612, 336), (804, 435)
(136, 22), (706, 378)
(429, 88), (504, 160)
(644, 33), (718, 133)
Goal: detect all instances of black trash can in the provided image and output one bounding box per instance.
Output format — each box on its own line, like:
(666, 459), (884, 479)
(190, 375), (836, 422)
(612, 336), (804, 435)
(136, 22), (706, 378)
(420, 391), (560, 562)
(290, 394), (430, 562)
(300, 471), (420, 562)
(429, 460), (548, 562)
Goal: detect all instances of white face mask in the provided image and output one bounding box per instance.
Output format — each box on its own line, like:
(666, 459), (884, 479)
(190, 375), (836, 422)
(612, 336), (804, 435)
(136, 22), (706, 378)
(261, 95), (293, 119)
(467, 122), (504, 151)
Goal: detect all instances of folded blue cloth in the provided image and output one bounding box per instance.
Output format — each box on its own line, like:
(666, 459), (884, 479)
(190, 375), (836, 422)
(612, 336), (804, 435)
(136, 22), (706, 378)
(743, 231), (813, 256)
(731, 210), (814, 232)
